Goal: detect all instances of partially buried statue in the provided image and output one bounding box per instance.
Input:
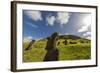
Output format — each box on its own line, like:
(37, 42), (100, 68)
(63, 39), (68, 45)
(25, 40), (35, 51)
(43, 32), (59, 61)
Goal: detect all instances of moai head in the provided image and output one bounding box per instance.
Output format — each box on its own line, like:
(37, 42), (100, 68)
(63, 39), (67, 45)
(51, 32), (59, 41)
(30, 40), (35, 45)
(64, 39), (67, 45)
(25, 40), (35, 50)
(57, 41), (60, 45)
(45, 32), (59, 50)
(51, 32), (59, 48)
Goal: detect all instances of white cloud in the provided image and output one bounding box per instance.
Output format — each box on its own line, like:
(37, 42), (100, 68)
(46, 15), (56, 26)
(83, 32), (91, 37)
(24, 36), (33, 43)
(56, 12), (71, 25)
(86, 36), (91, 39)
(25, 21), (38, 28)
(25, 11), (42, 21)
(46, 12), (71, 26)
(77, 15), (91, 39)
(59, 33), (69, 35)
(83, 32), (91, 39)
(78, 15), (91, 33)
(78, 25), (89, 32)
(65, 33), (70, 35)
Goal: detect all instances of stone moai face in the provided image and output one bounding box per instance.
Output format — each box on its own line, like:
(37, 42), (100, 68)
(57, 42), (60, 45)
(45, 32), (59, 50)
(63, 39), (67, 45)
(25, 40), (35, 50)
(51, 32), (59, 48)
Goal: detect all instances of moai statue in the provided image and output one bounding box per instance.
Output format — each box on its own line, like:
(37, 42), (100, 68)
(57, 41), (60, 45)
(69, 41), (72, 44)
(25, 40), (35, 51)
(69, 41), (77, 44)
(63, 39), (67, 45)
(43, 32), (59, 61)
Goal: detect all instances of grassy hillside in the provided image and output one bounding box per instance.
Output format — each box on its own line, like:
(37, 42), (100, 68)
(23, 35), (91, 62)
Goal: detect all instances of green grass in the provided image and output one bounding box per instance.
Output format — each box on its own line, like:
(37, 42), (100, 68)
(23, 41), (47, 62)
(23, 39), (91, 62)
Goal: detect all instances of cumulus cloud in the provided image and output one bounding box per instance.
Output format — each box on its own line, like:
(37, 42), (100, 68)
(83, 32), (91, 37)
(56, 12), (71, 25)
(86, 36), (91, 39)
(77, 15), (91, 39)
(78, 15), (91, 33)
(46, 12), (71, 26)
(83, 31), (91, 39)
(25, 11), (42, 21)
(46, 15), (56, 26)
(78, 25), (90, 32)
(24, 36), (33, 42)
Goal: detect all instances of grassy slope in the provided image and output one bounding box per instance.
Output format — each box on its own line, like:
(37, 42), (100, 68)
(23, 38), (91, 62)
(57, 39), (91, 60)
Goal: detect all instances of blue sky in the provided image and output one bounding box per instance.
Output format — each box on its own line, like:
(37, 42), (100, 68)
(23, 10), (91, 42)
